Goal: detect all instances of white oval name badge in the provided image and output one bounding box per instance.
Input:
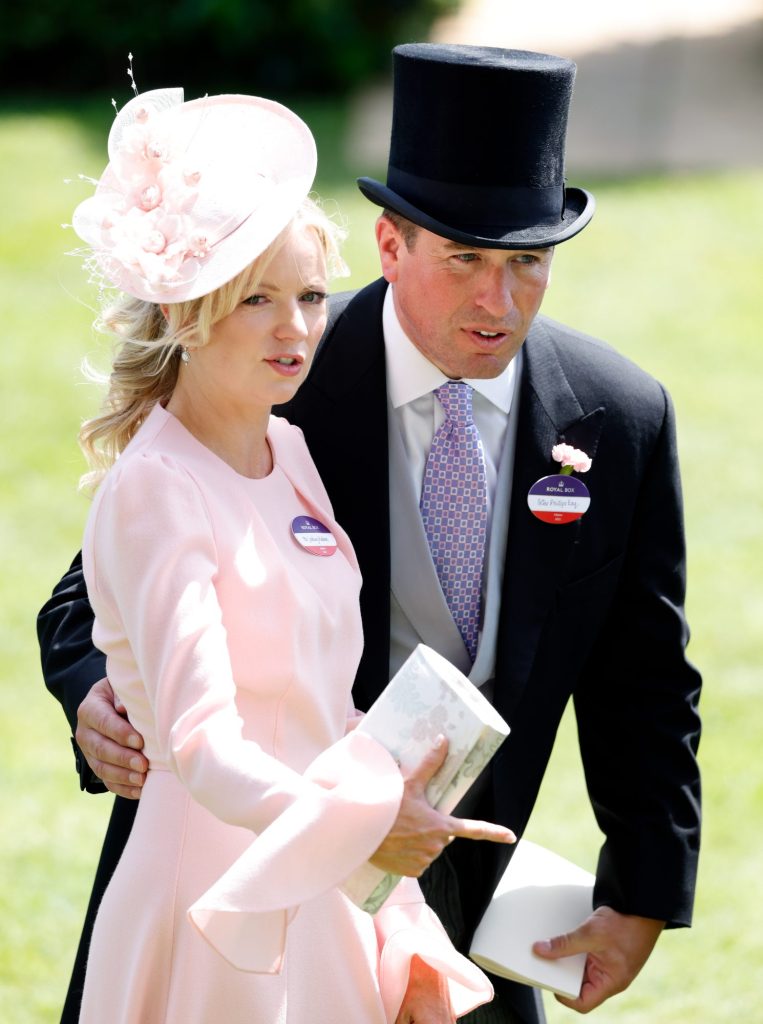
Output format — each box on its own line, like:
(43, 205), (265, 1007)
(290, 515), (337, 556)
(527, 474), (591, 525)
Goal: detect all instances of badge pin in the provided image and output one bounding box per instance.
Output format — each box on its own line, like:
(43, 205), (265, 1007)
(527, 474), (591, 525)
(290, 516), (337, 556)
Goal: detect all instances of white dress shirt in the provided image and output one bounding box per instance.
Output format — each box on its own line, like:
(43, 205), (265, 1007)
(383, 284), (518, 542)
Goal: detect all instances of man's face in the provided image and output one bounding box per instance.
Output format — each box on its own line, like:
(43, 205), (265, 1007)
(376, 217), (553, 380)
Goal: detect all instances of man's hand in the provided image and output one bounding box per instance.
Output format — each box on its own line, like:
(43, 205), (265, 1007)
(533, 906), (665, 1013)
(76, 678), (148, 798)
(370, 737), (515, 877)
(395, 955), (455, 1024)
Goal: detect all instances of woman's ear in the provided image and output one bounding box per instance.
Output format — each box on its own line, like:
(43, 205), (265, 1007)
(160, 304), (170, 321)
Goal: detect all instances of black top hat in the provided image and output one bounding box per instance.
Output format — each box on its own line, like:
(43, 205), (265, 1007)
(358, 43), (594, 249)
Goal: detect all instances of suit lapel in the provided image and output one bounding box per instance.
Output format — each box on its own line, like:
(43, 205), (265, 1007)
(287, 293), (606, 715)
(282, 280), (392, 709)
(494, 317), (605, 719)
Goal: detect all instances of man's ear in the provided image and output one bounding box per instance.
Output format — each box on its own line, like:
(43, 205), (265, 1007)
(375, 216), (403, 284)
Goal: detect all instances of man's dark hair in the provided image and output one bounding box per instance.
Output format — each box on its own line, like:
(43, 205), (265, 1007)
(381, 209), (420, 251)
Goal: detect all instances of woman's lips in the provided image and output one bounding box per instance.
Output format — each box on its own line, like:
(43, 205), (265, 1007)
(265, 354), (305, 377)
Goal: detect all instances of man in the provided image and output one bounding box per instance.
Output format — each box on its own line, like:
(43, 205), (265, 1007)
(39, 45), (701, 1024)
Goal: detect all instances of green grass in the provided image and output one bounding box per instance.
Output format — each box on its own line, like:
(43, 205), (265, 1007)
(1, 100), (761, 1022)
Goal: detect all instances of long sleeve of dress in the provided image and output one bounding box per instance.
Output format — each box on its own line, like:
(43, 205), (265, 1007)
(83, 427), (494, 1017)
(84, 449), (404, 971)
(374, 877), (494, 1021)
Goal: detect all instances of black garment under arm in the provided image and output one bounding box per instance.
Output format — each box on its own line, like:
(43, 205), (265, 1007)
(38, 551), (107, 792)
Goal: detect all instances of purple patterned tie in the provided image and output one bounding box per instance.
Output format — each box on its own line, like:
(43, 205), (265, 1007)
(420, 381), (488, 661)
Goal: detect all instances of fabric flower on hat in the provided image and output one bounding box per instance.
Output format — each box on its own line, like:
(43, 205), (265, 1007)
(92, 104), (207, 294)
(70, 86), (318, 303)
(551, 443), (592, 475)
(102, 204), (200, 292)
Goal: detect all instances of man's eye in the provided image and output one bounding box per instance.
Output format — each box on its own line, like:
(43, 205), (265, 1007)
(454, 252), (478, 263)
(515, 254), (540, 265)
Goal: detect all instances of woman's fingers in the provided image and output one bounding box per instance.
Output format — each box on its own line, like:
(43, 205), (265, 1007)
(446, 816), (516, 845)
(404, 735), (449, 791)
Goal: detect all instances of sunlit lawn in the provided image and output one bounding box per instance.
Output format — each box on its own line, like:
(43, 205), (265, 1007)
(1, 99), (761, 1022)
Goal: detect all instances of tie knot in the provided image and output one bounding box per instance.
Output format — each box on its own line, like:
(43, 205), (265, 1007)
(435, 381), (474, 428)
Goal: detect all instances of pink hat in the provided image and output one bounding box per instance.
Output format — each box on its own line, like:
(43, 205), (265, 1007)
(72, 88), (317, 303)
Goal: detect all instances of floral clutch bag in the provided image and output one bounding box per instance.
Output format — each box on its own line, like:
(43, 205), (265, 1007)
(341, 644), (510, 914)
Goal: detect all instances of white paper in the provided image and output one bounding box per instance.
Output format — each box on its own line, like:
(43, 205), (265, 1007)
(469, 839), (594, 999)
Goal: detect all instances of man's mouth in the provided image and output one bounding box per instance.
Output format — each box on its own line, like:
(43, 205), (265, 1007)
(465, 327), (508, 347)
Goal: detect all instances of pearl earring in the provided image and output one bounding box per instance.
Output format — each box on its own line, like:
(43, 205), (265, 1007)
(180, 347), (190, 364)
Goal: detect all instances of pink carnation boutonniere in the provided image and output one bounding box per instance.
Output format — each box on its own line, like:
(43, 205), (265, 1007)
(527, 444), (592, 524)
(551, 443), (592, 476)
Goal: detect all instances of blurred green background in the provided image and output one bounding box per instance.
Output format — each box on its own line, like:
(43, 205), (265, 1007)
(2, 4), (763, 1021)
(2, 0), (459, 94)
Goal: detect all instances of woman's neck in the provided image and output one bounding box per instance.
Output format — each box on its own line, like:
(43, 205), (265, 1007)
(165, 388), (273, 479)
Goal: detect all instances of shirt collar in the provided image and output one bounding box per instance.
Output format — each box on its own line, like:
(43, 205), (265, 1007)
(383, 284), (516, 413)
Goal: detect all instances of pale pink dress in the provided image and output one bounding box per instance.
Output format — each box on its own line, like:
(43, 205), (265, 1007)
(78, 403), (492, 1024)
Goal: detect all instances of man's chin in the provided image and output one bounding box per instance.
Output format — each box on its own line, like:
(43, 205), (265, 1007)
(452, 350), (519, 380)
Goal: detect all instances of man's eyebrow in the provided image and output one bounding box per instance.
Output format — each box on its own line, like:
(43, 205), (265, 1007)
(438, 240), (552, 259)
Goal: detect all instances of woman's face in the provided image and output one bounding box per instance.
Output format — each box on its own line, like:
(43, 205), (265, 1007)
(182, 225), (328, 420)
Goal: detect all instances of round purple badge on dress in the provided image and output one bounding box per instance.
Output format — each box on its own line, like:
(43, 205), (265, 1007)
(527, 474), (591, 525)
(290, 516), (337, 556)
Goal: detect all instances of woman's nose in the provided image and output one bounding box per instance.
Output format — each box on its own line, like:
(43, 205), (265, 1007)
(275, 302), (309, 339)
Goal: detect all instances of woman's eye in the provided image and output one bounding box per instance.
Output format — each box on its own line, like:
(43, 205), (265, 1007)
(301, 291), (327, 304)
(242, 294), (266, 306)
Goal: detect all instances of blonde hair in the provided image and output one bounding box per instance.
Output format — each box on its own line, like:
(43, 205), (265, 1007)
(79, 197), (345, 492)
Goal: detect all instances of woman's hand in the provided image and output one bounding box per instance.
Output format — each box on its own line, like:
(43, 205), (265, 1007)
(395, 956), (455, 1024)
(370, 737), (515, 877)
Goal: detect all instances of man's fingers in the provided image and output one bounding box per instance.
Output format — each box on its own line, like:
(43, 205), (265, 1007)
(78, 726), (149, 774)
(447, 817), (516, 844)
(533, 929), (585, 960)
(104, 781), (144, 800)
(83, 738), (146, 799)
(77, 678), (144, 749)
(536, 909), (665, 1011)
(86, 699), (143, 748)
(72, 678), (146, 797)
(85, 712), (143, 750)
(84, 748), (145, 799)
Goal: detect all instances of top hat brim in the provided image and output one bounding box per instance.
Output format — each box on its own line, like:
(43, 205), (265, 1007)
(357, 177), (595, 249)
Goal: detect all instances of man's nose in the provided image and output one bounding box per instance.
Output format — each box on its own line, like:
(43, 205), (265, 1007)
(475, 267), (515, 318)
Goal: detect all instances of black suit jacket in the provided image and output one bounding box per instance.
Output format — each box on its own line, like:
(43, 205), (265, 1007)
(38, 278), (701, 1022)
(282, 279), (701, 926)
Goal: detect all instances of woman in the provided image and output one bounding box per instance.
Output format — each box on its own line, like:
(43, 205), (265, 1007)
(70, 87), (512, 1023)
